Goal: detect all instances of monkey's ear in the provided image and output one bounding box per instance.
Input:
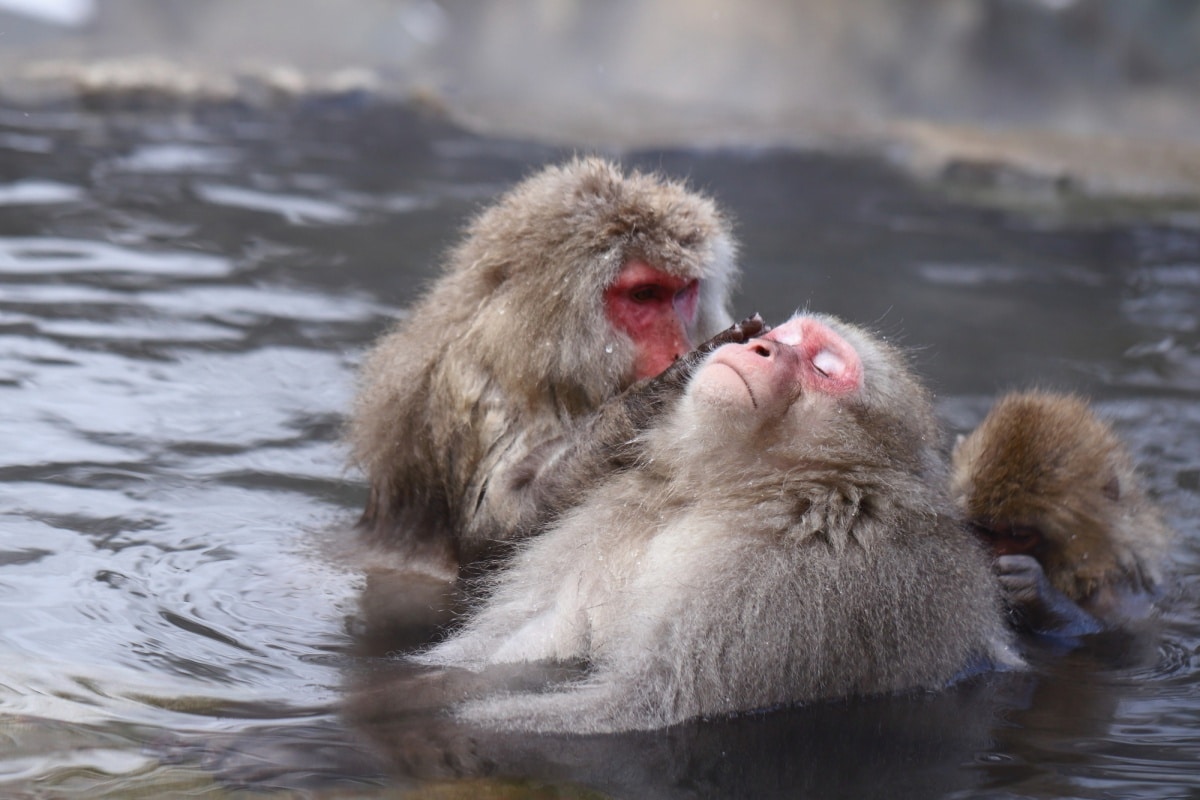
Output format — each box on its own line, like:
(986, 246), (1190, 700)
(1102, 473), (1121, 503)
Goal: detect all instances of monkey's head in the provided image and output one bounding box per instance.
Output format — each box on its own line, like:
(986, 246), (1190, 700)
(668, 313), (941, 482)
(950, 392), (1168, 599)
(451, 157), (737, 409)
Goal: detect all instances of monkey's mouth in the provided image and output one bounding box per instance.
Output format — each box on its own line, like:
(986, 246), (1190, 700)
(711, 362), (757, 409)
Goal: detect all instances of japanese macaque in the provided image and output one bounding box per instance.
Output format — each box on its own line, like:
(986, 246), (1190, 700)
(413, 313), (1017, 734)
(350, 157), (741, 577)
(951, 391), (1172, 636)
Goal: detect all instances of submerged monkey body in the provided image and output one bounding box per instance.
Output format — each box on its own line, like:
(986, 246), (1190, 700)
(444, 473), (986, 690)
(419, 314), (1015, 733)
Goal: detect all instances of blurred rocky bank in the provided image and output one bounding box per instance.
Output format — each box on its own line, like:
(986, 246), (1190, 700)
(3, 0), (1200, 199)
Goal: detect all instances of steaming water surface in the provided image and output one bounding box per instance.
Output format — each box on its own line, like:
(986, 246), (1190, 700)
(0, 102), (1197, 798)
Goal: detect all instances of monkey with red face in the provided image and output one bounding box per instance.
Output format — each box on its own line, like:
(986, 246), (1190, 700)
(351, 157), (744, 578)
(952, 391), (1172, 637)
(413, 313), (1017, 734)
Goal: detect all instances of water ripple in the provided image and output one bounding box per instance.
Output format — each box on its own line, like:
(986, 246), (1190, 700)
(195, 183), (357, 225)
(0, 237), (231, 277)
(111, 143), (239, 173)
(0, 180), (86, 205)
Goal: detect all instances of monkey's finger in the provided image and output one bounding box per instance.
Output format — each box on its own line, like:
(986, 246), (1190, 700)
(737, 312), (769, 338)
(996, 554), (1043, 576)
(997, 572), (1037, 591)
(628, 313), (770, 419)
(696, 313), (766, 355)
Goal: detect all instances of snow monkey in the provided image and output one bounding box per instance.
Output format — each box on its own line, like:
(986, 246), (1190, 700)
(350, 157), (744, 577)
(414, 313), (1018, 734)
(952, 391), (1172, 636)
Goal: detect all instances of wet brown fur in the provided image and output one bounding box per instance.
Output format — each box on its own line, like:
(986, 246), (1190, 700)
(951, 391), (1171, 603)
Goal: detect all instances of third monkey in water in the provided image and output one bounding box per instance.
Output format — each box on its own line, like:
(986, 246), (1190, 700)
(952, 390), (1172, 636)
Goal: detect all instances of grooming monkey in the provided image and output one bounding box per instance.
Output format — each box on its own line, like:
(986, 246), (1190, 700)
(952, 391), (1172, 635)
(414, 313), (1017, 734)
(351, 157), (743, 577)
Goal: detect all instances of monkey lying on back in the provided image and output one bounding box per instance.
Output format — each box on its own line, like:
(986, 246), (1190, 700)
(952, 391), (1172, 636)
(415, 313), (1017, 734)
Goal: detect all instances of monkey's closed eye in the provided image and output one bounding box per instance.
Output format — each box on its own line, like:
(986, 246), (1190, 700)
(812, 349), (844, 379)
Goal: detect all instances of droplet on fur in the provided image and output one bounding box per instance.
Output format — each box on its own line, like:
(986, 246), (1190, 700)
(604, 344), (614, 354)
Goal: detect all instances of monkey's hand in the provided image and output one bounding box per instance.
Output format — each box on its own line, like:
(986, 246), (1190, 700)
(698, 312), (770, 354)
(504, 315), (768, 532)
(621, 313), (767, 428)
(997, 554), (1103, 637)
(661, 312), (768, 387)
(597, 313), (769, 463)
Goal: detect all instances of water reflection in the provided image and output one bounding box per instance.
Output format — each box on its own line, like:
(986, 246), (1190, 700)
(345, 672), (1017, 799)
(194, 183), (358, 225)
(0, 237), (231, 277)
(0, 101), (1197, 797)
(0, 180), (85, 205)
(1121, 264), (1200, 391)
(111, 143), (238, 173)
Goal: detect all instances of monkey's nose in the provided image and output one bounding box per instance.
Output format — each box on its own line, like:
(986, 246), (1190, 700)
(750, 342), (772, 358)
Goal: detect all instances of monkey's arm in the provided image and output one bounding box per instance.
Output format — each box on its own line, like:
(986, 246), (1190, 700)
(482, 314), (767, 541)
(414, 582), (585, 668)
(615, 313), (769, 438)
(997, 554), (1104, 637)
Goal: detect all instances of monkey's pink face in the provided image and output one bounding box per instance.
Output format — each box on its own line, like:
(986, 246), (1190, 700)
(693, 316), (863, 416)
(604, 259), (701, 381)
